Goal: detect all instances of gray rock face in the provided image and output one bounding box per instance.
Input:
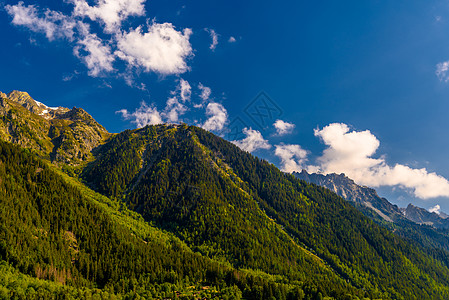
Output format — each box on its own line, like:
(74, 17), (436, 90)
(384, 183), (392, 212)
(402, 204), (449, 228)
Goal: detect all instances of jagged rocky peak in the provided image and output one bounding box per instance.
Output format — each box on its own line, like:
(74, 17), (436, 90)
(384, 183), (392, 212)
(293, 170), (380, 204)
(294, 169), (403, 223)
(5, 90), (69, 119)
(402, 203), (449, 228)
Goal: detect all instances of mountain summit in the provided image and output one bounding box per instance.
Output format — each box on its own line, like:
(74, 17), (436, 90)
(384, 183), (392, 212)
(0, 91), (110, 164)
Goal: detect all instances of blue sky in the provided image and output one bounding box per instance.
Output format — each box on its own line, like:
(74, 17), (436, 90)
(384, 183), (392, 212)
(2, 0), (449, 212)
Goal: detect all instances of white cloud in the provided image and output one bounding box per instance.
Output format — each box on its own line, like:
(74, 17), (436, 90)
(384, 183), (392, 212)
(202, 102), (228, 132)
(162, 79), (191, 123)
(436, 61), (449, 82)
(429, 204), (441, 215)
(5, 2), (76, 40)
(6, 1), (194, 79)
(311, 123), (449, 199)
(274, 144), (308, 173)
(205, 28), (218, 51)
(198, 83), (211, 101)
(273, 119), (295, 136)
(162, 96), (187, 123)
(117, 101), (162, 128)
(179, 78), (192, 102)
(228, 36), (236, 43)
(232, 128), (271, 152)
(74, 31), (115, 77)
(115, 23), (193, 75)
(69, 0), (145, 33)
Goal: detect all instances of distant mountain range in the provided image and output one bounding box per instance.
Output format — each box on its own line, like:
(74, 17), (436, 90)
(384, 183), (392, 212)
(294, 170), (449, 229)
(2, 90), (449, 299)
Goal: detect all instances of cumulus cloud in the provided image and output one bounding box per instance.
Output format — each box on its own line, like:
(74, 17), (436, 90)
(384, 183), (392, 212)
(115, 23), (193, 75)
(436, 61), (449, 82)
(273, 119), (295, 136)
(232, 128), (271, 152)
(274, 144), (308, 173)
(69, 0), (145, 33)
(311, 123), (449, 199)
(6, 1), (194, 78)
(202, 102), (228, 132)
(117, 101), (162, 128)
(205, 28), (218, 51)
(429, 204), (441, 215)
(5, 2), (76, 40)
(228, 36), (236, 43)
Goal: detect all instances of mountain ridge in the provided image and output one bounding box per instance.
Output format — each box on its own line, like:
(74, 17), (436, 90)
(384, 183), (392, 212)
(293, 170), (449, 228)
(2, 90), (449, 298)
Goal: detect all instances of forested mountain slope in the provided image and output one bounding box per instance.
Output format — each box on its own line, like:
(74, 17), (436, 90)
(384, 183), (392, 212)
(294, 170), (449, 269)
(83, 124), (449, 299)
(0, 139), (321, 299)
(2, 90), (449, 299)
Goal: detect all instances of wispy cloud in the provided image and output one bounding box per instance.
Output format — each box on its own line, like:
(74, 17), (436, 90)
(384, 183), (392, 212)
(205, 28), (218, 51)
(69, 0), (146, 33)
(117, 101), (163, 127)
(436, 61), (449, 82)
(429, 204), (441, 214)
(5, 2), (76, 41)
(74, 30), (115, 76)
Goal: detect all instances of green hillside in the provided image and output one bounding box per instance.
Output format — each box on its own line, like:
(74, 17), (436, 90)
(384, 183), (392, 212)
(82, 124), (449, 299)
(0, 138), (346, 299)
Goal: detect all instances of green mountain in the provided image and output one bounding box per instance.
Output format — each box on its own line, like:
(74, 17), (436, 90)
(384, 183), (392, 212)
(2, 90), (449, 299)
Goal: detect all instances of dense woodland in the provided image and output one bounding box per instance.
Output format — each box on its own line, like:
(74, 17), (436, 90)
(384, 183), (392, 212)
(81, 124), (449, 299)
(0, 139), (347, 299)
(2, 107), (449, 299)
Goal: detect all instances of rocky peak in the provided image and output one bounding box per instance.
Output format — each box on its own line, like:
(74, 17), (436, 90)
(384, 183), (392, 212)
(0, 90), (110, 165)
(403, 204), (449, 228)
(6, 90), (70, 119)
(294, 170), (402, 222)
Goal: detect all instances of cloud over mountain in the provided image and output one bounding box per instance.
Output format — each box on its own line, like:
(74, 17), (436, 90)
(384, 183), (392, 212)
(274, 144), (308, 172)
(232, 128), (271, 152)
(310, 123), (449, 199)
